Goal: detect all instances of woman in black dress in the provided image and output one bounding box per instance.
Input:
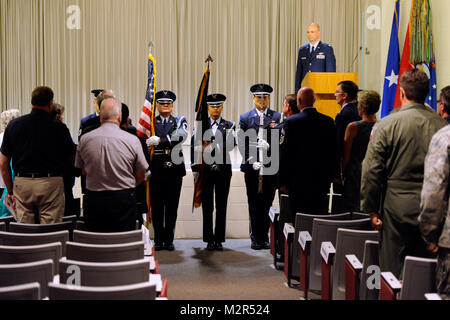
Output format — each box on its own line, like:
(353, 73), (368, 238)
(342, 90), (380, 212)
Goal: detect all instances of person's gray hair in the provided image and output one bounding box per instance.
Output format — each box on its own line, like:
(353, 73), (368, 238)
(99, 98), (121, 122)
(1, 109), (20, 131)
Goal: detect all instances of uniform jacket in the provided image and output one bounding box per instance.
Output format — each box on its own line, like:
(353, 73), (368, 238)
(279, 108), (336, 193)
(419, 125), (450, 248)
(361, 103), (448, 225)
(151, 115), (188, 178)
(190, 117), (236, 176)
(295, 41), (336, 93)
(238, 108), (281, 172)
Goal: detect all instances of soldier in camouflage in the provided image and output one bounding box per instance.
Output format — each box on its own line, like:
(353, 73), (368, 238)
(361, 69), (447, 278)
(419, 124), (450, 298)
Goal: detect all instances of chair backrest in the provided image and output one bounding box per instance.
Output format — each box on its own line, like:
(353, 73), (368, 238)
(73, 229), (142, 245)
(359, 240), (379, 300)
(75, 220), (86, 231)
(0, 259), (53, 298)
(0, 282), (40, 300)
(308, 218), (372, 292)
(351, 212), (370, 220)
(291, 212), (351, 279)
(280, 194), (294, 225)
(9, 221), (74, 241)
(0, 216), (16, 231)
(48, 282), (156, 300)
(59, 257), (150, 287)
(331, 228), (379, 300)
(0, 222), (4, 232)
(66, 241), (144, 263)
(0, 242), (62, 275)
(0, 230), (69, 256)
(62, 215), (78, 223)
(400, 256), (438, 300)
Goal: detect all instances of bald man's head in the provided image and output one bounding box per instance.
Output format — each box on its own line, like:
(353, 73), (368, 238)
(297, 87), (316, 110)
(95, 89), (116, 113)
(307, 23), (321, 44)
(100, 98), (122, 125)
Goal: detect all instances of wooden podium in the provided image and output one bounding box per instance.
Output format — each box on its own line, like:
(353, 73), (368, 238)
(301, 72), (359, 119)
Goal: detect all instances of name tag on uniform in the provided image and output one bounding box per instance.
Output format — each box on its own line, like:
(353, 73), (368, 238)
(301, 57), (307, 60)
(316, 54), (325, 59)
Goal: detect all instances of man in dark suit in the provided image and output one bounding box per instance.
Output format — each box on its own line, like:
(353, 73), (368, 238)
(238, 83), (282, 250)
(191, 93), (236, 251)
(146, 90), (188, 251)
(279, 87), (336, 214)
(334, 81), (361, 188)
(295, 23), (336, 94)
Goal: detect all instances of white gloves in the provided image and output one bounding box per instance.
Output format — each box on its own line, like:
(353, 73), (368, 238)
(146, 136), (160, 147)
(204, 144), (214, 154)
(194, 145), (203, 153)
(257, 139), (270, 151)
(145, 170), (151, 181)
(252, 162), (262, 171)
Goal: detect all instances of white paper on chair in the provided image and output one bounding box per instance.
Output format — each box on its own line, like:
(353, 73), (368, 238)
(298, 231), (312, 250)
(320, 241), (335, 264)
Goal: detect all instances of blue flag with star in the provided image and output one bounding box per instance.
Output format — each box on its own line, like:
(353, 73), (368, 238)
(381, 0), (400, 118)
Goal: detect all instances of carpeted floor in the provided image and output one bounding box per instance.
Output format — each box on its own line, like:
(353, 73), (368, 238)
(155, 239), (320, 300)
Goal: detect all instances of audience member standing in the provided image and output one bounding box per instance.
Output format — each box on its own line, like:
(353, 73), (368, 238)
(419, 124), (450, 298)
(0, 87), (76, 224)
(437, 86), (450, 124)
(0, 109), (20, 217)
(51, 103), (77, 217)
(341, 90), (380, 212)
(75, 98), (148, 232)
(361, 69), (447, 278)
(333, 81), (361, 207)
(279, 87), (336, 215)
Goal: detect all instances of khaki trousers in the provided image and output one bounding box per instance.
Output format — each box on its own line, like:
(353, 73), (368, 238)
(13, 176), (64, 224)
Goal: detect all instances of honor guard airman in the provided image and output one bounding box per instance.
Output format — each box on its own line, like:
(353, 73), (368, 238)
(146, 90), (188, 251)
(238, 83), (281, 250)
(191, 93), (236, 251)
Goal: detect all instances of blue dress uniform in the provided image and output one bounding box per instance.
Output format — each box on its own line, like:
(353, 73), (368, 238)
(190, 94), (236, 250)
(238, 84), (282, 250)
(295, 41), (336, 94)
(149, 90), (188, 251)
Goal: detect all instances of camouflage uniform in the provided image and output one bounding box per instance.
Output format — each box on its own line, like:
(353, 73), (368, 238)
(419, 125), (450, 296)
(361, 103), (447, 278)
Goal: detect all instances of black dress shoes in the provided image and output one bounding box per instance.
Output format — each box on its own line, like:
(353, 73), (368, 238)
(251, 241), (261, 250)
(165, 243), (175, 251)
(206, 241), (215, 251)
(154, 243), (164, 251)
(215, 242), (223, 251)
(260, 241), (270, 250)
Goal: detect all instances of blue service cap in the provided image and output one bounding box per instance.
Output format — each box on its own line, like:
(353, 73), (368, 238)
(91, 89), (104, 97)
(206, 93), (227, 107)
(250, 83), (273, 97)
(155, 90), (176, 104)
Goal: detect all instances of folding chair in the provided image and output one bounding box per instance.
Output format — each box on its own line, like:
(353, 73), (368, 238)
(0, 260), (53, 298)
(48, 282), (156, 300)
(0, 242), (62, 275)
(0, 230), (69, 256)
(9, 221), (74, 241)
(0, 282), (40, 300)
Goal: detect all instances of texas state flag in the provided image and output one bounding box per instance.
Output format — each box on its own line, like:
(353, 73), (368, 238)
(381, 0), (400, 118)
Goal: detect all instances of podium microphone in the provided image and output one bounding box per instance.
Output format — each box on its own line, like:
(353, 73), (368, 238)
(347, 46), (363, 73)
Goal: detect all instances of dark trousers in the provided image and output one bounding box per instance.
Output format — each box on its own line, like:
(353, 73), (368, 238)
(201, 170), (231, 243)
(244, 170), (276, 244)
(290, 188), (329, 215)
(150, 173), (183, 245)
(84, 189), (136, 232)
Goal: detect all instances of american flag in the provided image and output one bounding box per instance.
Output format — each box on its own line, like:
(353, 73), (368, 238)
(137, 53), (156, 229)
(137, 54), (156, 139)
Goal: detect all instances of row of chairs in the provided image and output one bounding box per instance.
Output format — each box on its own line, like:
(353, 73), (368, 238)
(269, 194), (440, 300)
(0, 216), (167, 300)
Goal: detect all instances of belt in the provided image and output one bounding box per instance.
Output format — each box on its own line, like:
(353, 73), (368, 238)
(16, 172), (61, 178)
